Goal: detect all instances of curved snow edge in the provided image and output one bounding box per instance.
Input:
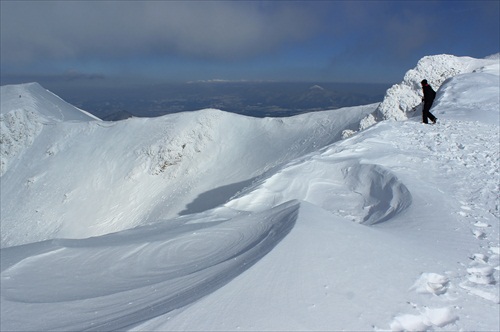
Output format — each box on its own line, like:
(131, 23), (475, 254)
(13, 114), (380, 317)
(0, 200), (299, 331)
(344, 163), (413, 225)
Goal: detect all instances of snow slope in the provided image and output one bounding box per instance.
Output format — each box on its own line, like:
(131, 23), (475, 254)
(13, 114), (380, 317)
(0, 82), (100, 176)
(1, 55), (499, 331)
(1, 83), (375, 246)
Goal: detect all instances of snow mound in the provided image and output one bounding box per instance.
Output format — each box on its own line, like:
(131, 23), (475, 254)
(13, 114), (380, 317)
(226, 159), (411, 225)
(436, 71), (500, 123)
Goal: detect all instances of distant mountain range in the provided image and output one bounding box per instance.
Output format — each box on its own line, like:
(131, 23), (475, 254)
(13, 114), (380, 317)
(59, 81), (390, 120)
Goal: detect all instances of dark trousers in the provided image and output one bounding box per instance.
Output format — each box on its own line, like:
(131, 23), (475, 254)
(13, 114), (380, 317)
(422, 103), (436, 124)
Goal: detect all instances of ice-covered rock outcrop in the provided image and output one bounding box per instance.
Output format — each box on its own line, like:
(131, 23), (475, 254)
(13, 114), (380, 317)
(0, 109), (43, 176)
(360, 54), (499, 128)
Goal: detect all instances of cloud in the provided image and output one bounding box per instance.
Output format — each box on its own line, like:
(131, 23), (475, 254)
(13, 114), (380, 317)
(2, 1), (497, 85)
(0, 1), (319, 64)
(62, 70), (106, 82)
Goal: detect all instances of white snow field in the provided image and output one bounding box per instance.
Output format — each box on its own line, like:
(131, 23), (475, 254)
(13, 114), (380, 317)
(1, 54), (499, 331)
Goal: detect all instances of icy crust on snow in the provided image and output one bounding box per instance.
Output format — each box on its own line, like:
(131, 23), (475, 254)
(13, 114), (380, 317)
(366, 54), (499, 125)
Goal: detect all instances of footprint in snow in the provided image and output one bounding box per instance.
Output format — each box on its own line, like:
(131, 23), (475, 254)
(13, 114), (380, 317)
(473, 221), (490, 228)
(470, 253), (488, 264)
(460, 281), (500, 304)
(459, 253), (500, 303)
(410, 272), (449, 295)
(490, 247), (500, 255)
(466, 265), (495, 285)
(389, 306), (458, 332)
(388, 273), (460, 331)
(472, 229), (486, 239)
(458, 205), (471, 217)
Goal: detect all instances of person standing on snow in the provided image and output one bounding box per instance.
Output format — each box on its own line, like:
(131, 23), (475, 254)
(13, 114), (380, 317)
(421, 79), (437, 124)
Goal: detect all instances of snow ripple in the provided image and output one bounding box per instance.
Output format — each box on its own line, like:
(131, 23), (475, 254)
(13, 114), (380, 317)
(0, 201), (299, 331)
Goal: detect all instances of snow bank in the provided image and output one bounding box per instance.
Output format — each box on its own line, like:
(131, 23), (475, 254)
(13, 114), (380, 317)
(436, 71), (500, 123)
(0, 82), (100, 121)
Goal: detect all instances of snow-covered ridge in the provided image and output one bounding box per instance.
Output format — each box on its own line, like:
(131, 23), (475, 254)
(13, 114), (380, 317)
(0, 86), (376, 246)
(0, 83), (101, 175)
(0, 82), (100, 121)
(368, 54), (500, 124)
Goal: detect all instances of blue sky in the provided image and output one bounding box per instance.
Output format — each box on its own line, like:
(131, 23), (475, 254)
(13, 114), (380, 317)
(1, 0), (499, 86)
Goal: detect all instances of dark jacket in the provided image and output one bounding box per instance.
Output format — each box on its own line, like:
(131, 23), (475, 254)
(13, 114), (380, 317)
(422, 84), (436, 105)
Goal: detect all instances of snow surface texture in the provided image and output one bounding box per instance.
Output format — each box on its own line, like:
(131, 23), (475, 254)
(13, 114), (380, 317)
(1, 54), (499, 331)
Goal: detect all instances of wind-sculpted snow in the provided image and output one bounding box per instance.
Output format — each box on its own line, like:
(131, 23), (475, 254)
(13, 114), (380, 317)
(0, 201), (299, 331)
(226, 157), (411, 225)
(436, 71), (500, 123)
(342, 163), (412, 225)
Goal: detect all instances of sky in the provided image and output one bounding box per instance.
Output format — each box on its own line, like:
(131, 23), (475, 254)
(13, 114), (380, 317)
(1, 0), (499, 88)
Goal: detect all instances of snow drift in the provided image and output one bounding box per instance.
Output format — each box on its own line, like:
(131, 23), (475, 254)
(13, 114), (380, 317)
(1, 54), (499, 331)
(1, 201), (299, 331)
